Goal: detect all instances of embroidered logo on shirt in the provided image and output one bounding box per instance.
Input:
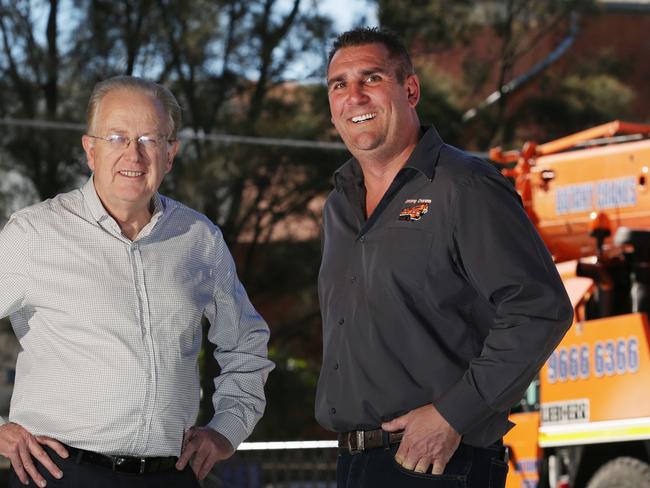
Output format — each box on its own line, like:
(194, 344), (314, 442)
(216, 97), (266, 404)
(399, 199), (431, 221)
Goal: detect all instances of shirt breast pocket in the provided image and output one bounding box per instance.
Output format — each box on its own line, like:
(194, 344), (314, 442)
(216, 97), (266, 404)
(376, 224), (434, 290)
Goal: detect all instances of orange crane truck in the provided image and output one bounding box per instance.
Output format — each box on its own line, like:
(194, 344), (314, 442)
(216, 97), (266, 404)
(490, 121), (650, 488)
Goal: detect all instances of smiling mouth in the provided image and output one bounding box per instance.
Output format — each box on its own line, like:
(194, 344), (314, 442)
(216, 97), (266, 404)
(351, 113), (377, 123)
(119, 171), (145, 177)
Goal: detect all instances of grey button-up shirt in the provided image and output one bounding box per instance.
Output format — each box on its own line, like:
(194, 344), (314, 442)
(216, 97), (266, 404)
(316, 126), (572, 447)
(0, 177), (273, 456)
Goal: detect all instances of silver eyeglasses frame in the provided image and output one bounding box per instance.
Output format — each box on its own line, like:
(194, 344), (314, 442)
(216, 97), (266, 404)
(86, 133), (175, 150)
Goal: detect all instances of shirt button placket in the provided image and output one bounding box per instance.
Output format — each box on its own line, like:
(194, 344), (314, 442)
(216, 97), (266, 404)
(130, 241), (155, 450)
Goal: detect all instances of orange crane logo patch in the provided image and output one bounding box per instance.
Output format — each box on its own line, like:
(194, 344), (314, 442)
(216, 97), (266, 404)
(399, 199), (431, 221)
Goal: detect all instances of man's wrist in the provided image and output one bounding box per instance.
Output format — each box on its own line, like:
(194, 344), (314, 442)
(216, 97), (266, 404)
(206, 413), (247, 450)
(435, 378), (492, 435)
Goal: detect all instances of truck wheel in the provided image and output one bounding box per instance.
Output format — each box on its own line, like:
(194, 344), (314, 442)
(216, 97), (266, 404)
(586, 457), (650, 488)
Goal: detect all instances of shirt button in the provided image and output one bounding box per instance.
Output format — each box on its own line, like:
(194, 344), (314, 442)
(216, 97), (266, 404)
(359, 235), (366, 243)
(350, 276), (357, 283)
(330, 407), (336, 415)
(338, 318), (345, 325)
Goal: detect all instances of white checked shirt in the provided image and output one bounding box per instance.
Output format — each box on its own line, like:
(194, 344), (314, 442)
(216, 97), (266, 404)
(0, 177), (273, 456)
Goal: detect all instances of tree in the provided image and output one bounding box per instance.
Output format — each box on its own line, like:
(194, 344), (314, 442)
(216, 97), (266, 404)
(0, 0), (86, 200)
(376, 0), (599, 148)
(513, 73), (635, 143)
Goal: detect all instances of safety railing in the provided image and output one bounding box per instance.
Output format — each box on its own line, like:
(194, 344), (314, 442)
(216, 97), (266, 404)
(204, 440), (339, 488)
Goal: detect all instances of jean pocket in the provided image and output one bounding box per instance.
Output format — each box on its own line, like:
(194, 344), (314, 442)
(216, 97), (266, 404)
(488, 458), (509, 488)
(388, 444), (471, 484)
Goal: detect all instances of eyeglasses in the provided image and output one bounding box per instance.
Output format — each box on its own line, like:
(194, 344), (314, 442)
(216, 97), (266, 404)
(86, 134), (174, 151)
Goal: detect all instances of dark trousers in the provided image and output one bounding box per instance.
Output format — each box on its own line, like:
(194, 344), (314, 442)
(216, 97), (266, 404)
(337, 442), (508, 488)
(9, 447), (200, 488)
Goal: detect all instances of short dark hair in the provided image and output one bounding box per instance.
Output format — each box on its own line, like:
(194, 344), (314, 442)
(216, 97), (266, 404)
(327, 27), (414, 83)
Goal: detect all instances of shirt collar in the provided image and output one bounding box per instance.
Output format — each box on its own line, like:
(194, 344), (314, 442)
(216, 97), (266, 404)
(81, 176), (110, 223)
(333, 125), (444, 190)
(403, 125), (444, 180)
(81, 175), (166, 229)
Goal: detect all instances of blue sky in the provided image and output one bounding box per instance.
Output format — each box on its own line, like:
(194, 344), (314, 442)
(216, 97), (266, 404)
(278, 0), (378, 81)
(318, 0), (378, 31)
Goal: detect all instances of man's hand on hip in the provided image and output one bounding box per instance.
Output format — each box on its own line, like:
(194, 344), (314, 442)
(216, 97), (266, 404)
(0, 422), (68, 487)
(176, 426), (235, 480)
(381, 404), (461, 475)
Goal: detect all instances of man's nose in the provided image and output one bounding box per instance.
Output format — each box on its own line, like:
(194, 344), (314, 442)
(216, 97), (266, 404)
(123, 138), (143, 160)
(347, 83), (369, 104)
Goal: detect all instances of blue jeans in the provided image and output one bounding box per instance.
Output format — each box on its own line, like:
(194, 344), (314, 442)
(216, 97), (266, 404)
(337, 442), (508, 488)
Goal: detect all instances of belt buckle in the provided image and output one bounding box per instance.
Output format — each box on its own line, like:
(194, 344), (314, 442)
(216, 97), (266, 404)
(139, 458), (146, 474)
(349, 431), (365, 454)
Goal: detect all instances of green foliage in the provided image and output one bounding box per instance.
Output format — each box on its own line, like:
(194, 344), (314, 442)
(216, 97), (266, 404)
(375, 0), (609, 148)
(562, 74), (635, 122)
(0, 0), (88, 199)
(513, 73), (635, 141)
(246, 243), (330, 440)
(252, 348), (331, 440)
(415, 64), (465, 144)
(377, 0), (475, 48)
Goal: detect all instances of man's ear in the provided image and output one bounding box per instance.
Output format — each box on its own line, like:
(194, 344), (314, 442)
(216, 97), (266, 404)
(165, 140), (181, 173)
(405, 74), (420, 108)
(81, 135), (96, 172)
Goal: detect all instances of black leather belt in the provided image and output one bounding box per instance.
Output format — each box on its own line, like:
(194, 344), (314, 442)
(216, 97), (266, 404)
(64, 444), (178, 475)
(338, 429), (404, 454)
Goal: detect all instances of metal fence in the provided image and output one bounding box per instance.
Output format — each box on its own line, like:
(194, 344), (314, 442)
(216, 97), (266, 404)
(205, 441), (338, 488)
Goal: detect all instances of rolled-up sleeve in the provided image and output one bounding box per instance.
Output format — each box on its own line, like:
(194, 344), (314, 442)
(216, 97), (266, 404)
(203, 229), (274, 448)
(435, 170), (573, 435)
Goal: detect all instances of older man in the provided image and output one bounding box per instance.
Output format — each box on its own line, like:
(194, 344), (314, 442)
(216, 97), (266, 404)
(0, 76), (273, 487)
(316, 28), (573, 487)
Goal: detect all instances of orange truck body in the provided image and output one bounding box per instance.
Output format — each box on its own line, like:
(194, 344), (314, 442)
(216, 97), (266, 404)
(490, 121), (650, 487)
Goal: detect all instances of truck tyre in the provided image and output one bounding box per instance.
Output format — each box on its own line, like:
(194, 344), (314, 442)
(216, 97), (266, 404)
(586, 457), (650, 488)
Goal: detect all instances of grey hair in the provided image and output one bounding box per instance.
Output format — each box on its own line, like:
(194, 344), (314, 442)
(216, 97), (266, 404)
(86, 76), (182, 139)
